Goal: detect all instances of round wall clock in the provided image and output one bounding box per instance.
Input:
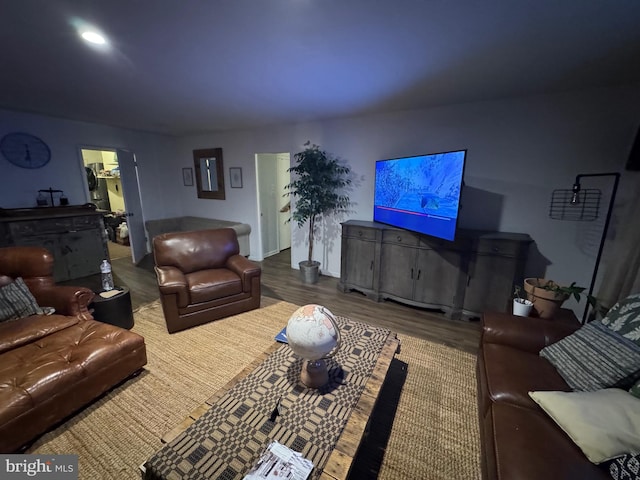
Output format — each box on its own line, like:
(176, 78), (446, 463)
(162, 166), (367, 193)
(0, 132), (51, 169)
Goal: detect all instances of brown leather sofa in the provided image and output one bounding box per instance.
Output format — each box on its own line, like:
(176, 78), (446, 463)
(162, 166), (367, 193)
(153, 228), (261, 333)
(0, 246), (147, 453)
(477, 311), (610, 479)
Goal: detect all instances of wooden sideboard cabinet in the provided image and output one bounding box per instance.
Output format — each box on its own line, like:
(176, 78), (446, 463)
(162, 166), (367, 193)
(338, 220), (531, 319)
(0, 206), (109, 282)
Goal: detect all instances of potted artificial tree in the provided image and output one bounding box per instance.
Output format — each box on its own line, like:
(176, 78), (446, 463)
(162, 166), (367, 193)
(285, 142), (352, 284)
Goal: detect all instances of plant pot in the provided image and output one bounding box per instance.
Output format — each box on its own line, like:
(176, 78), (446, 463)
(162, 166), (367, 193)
(513, 298), (533, 317)
(299, 260), (320, 284)
(523, 278), (569, 319)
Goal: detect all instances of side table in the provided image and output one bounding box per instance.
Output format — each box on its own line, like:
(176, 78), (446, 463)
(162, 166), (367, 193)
(90, 287), (134, 329)
(547, 307), (580, 326)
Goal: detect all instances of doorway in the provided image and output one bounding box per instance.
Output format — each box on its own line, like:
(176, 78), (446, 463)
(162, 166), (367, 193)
(80, 148), (146, 264)
(255, 152), (291, 260)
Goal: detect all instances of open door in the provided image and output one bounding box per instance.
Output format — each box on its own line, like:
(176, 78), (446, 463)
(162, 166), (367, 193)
(80, 147), (147, 264)
(256, 152), (291, 260)
(116, 149), (146, 264)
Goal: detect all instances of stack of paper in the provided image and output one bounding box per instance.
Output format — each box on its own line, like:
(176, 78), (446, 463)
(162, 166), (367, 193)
(243, 441), (313, 480)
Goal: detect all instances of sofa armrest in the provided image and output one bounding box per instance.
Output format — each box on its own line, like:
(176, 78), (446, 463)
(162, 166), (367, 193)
(226, 255), (261, 292)
(154, 266), (189, 307)
(481, 312), (580, 354)
(32, 286), (95, 320)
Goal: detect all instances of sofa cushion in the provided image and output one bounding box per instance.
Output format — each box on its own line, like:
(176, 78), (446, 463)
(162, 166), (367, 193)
(609, 453), (640, 480)
(540, 321), (640, 391)
(488, 402), (610, 479)
(187, 269), (242, 304)
(0, 277), (43, 322)
(630, 379), (640, 399)
(600, 293), (640, 346)
(529, 389), (640, 464)
(481, 343), (570, 410)
(0, 314), (79, 355)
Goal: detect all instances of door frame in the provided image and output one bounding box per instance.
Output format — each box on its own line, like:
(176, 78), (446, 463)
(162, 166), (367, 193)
(77, 145), (147, 263)
(254, 152), (291, 261)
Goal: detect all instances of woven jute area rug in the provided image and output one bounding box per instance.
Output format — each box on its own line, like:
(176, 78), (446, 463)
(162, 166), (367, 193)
(28, 298), (481, 480)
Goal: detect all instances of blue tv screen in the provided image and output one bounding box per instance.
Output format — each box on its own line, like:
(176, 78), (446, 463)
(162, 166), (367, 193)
(373, 150), (466, 241)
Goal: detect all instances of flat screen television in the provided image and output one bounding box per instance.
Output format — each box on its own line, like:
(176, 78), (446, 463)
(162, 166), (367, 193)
(373, 149), (466, 241)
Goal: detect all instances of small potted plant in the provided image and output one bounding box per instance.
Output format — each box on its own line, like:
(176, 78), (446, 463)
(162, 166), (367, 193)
(285, 142), (352, 284)
(512, 285), (533, 317)
(523, 278), (600, 319)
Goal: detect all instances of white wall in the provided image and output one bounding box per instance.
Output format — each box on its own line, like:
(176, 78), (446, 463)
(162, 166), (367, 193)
(172, 85), (640, 314)
(0, 108), (180, 225)
(2, 85), (639, 317)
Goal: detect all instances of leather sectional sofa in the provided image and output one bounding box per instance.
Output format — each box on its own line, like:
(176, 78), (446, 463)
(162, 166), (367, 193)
(0, 246), (147, 453)
(477, 311), (610, 479)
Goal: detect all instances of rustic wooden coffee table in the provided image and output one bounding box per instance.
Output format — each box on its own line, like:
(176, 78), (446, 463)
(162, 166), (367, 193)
(141, 317), (399, 480)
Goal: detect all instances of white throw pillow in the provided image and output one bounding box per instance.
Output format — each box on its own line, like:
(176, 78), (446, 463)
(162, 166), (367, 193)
(529, 389), (640, 464)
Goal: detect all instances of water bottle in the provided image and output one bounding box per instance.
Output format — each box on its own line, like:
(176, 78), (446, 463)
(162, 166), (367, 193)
(100, 259), (114, 291)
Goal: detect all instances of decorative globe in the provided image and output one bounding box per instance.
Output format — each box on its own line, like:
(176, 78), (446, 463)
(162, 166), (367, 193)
(286, 304), (340, 361)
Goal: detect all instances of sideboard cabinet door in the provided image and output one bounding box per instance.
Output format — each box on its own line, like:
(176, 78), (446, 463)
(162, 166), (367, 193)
(379, 241), (416, 299)
(414, 247), (465, 311)
(463, 235), (531, 316)
(64, 227), (108, 279)
(338, 222), (380, 300)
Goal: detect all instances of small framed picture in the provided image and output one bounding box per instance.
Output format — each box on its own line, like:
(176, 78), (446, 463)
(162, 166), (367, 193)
(182, 167), (194, 186)
(230, 167), (243, 188)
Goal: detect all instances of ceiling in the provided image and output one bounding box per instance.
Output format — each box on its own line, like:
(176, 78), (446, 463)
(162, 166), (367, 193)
(2, 1), (640, 136)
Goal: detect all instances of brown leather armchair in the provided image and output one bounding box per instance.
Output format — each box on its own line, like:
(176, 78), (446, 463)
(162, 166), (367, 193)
(153, 228), (261, 333)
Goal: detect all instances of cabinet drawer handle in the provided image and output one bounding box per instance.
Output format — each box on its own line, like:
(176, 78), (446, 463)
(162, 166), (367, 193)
(358, 231), (363, 236)
(370, 261), (373, 270)
(411, 268), (414, 279)
(397, 236), (402, 242)
(492, 247), (500, 253)
(417, 269), (421, 280)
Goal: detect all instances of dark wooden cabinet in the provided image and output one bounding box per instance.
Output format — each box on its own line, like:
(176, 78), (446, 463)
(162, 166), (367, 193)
(338, 220), (531, 319)
(0, 206), (109, 282)
(462, 234), (531, 316)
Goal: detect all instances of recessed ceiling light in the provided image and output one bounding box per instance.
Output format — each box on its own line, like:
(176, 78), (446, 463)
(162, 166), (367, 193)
(81, 31), (106, 45)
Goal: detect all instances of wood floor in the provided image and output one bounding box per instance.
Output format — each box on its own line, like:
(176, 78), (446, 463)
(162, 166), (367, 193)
(85, 246), (481, 354)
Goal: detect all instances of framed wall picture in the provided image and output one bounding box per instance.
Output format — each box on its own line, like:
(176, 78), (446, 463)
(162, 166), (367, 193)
(230, 167), (243, 188)
(193, 148), (225, 199)
(182, 167), (194, 186)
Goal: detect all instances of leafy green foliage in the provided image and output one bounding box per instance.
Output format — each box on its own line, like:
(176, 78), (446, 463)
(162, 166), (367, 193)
(285, 142), (352, 263)
(540, 280), (606, 317)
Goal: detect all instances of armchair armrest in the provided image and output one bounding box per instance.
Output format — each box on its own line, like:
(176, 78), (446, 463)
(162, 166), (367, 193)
(481, 312), (580, 354)
(154, 266), (189, 307)
(32, 285), (95, 320)
(226, 255), (261, 292)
